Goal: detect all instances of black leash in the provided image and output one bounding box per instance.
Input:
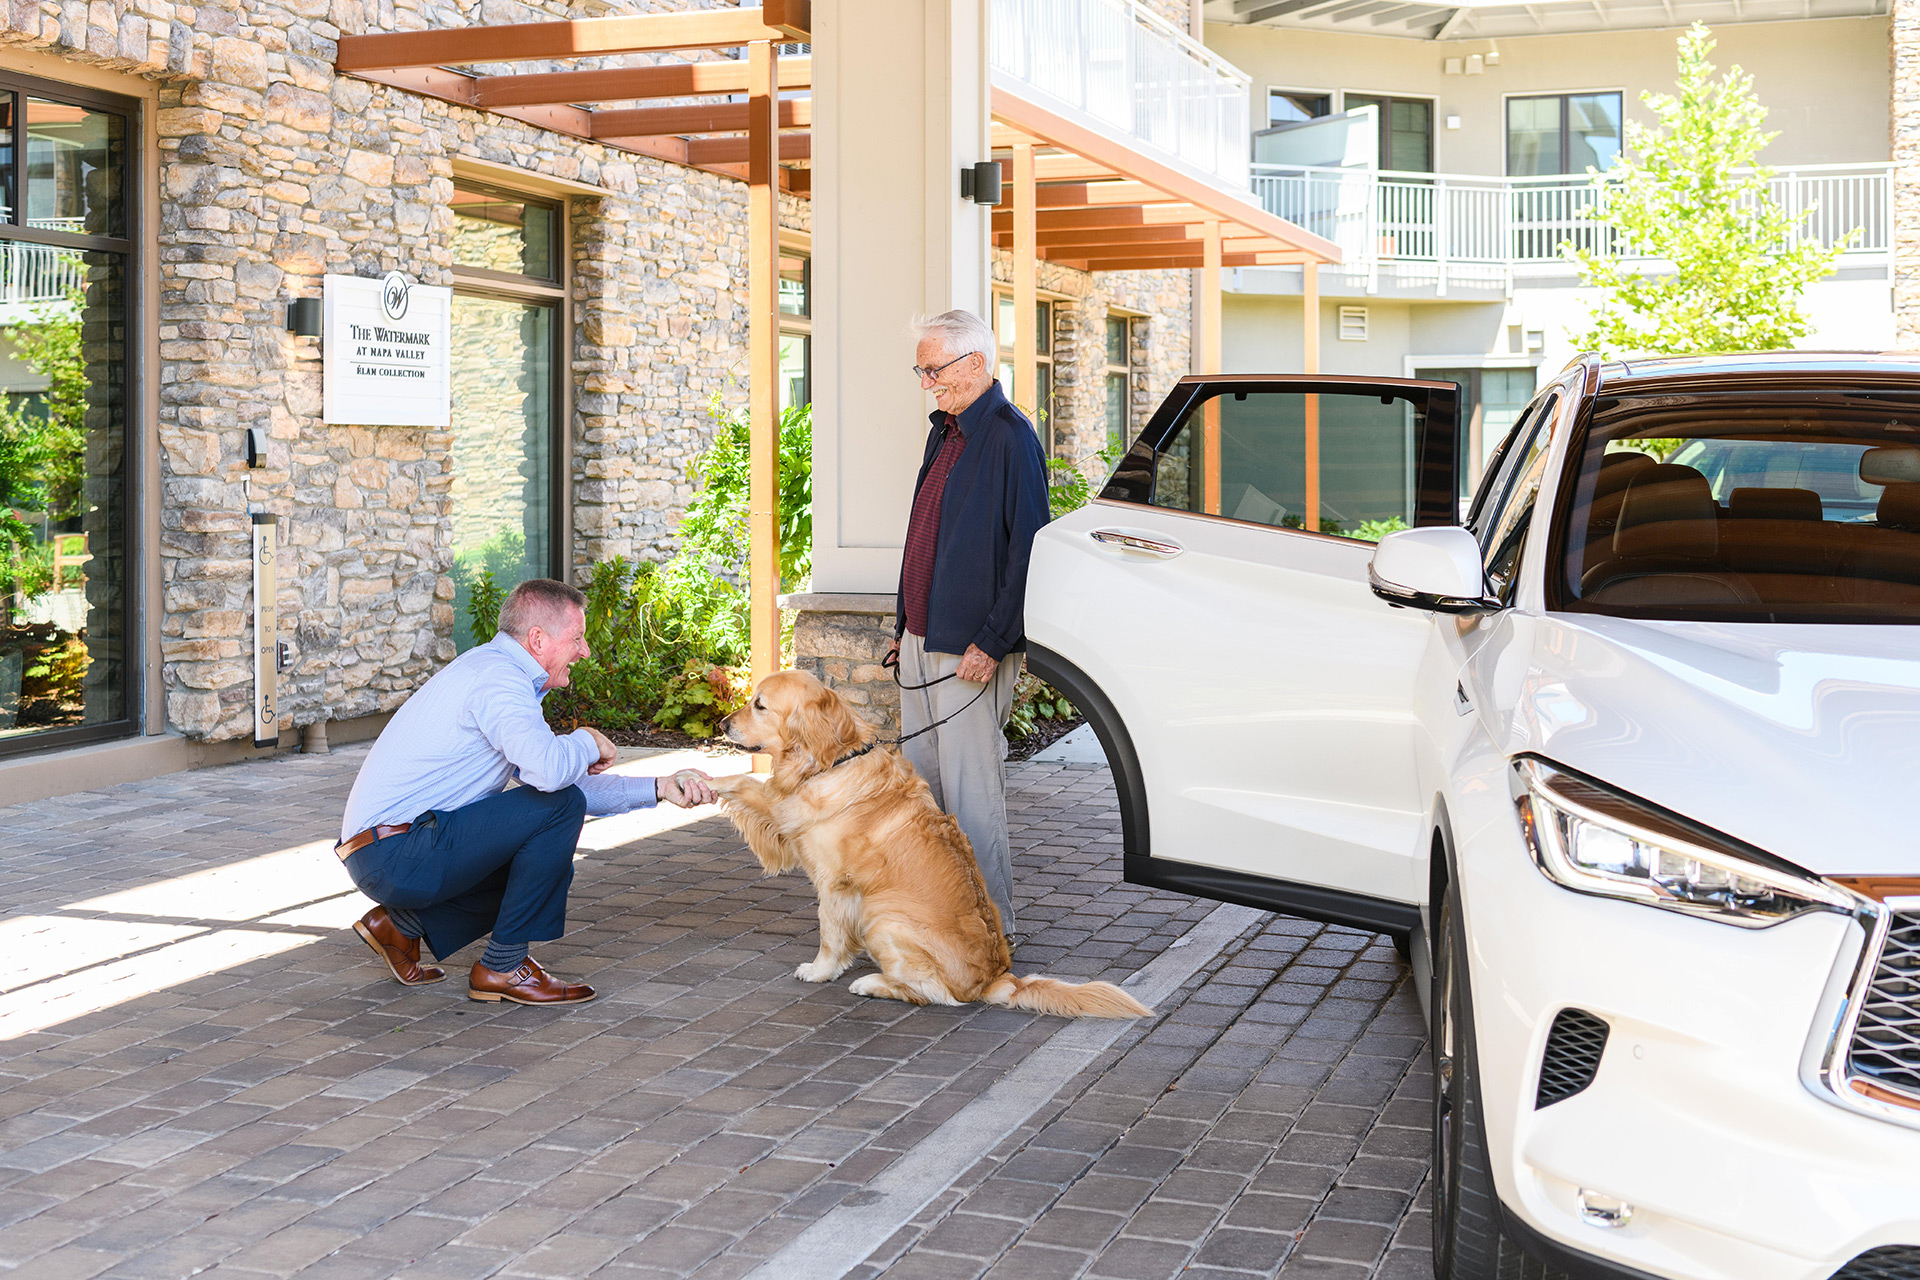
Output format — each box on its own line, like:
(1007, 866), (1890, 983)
(821, 651), (994, 768)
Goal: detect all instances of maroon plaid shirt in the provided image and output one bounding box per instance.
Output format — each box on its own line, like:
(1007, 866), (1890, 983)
(900, 413), (967, 638)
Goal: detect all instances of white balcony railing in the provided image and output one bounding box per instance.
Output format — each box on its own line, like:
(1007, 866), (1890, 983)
(992, 0), (1252, 189)
(0, 217), (90, 306)
(1248, 162), (1891, 293)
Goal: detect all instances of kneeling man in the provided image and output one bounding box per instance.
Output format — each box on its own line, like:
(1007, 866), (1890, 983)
(337, 577), (715, 1005)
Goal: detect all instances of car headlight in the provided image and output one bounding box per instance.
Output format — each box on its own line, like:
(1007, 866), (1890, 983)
(1515, 757), (1855, 928)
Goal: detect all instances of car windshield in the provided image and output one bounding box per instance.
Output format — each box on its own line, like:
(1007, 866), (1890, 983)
(1555, 391), (1920, 623)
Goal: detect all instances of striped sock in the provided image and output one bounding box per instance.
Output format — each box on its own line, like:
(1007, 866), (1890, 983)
(385, 906), (425, 939)
(479, 938), (529, 974)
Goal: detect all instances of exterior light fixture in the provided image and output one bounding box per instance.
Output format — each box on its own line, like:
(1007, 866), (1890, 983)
(961, 160), (1003, 206)
(287, 297), (322, 337)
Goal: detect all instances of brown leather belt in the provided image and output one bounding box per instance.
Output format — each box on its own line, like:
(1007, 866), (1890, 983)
(335, 823), (411, 860)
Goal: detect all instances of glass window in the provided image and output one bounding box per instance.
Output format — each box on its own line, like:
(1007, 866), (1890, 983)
(1269, 90), (1331, 127)
(993, 293), (1051, 446)
(779, 332), (809, 411)
(1557, 393), (1920, 623)
(1104, 315), (1135, 452)
(1345, 94), (1432, 173)
(451, 184), (557, 281)
(24, 97), (123, 237)
(1507, 92), (1623, 177)
(449, 296), (555, 652)
(1478, 404), (1556, 600)
(779, 252), (809, 317)
(1417, 365), (1539, 510)
(0, 79), (134, 757)
(1145, 388), (1422, 537)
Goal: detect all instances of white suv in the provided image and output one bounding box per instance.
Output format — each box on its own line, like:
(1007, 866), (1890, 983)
(1024, 354), (1920, 1280)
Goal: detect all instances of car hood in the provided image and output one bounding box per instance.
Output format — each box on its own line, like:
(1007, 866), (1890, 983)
(1504, 614), (1920, 876)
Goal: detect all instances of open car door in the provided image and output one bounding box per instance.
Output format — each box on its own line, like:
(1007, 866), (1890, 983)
(1026, 375), (1459, 936)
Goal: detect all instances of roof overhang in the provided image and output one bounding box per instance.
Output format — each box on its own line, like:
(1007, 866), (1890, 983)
(333, 2), (814, 189)
(992, 85), (1340, 269)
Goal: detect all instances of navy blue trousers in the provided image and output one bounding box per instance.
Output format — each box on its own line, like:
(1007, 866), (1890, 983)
(342, 784), (587, 961)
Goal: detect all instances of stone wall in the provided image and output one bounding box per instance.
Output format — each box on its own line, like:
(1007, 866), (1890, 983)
(990, 249), (1193, 482)
(0, 0), (805, 743)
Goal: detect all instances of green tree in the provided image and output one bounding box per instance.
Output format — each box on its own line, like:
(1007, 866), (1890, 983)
(1565, 24), (1847, 357)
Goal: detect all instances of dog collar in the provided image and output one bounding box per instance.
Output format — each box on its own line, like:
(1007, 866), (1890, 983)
(826, 740), (880, 771)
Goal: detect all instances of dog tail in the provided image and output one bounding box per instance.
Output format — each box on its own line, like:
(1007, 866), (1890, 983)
(982, 972), (1153, 1019)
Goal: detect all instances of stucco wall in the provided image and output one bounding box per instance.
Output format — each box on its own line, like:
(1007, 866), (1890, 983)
(1208, 16), (1892, 174)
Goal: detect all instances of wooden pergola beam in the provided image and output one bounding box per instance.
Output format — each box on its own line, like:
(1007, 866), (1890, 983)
(1061, 252), (1308, 271)
(590, 97), (810, 139)
(991, 204), (1209, 232)
(337, 2), (809, 71)
(1035, 181), (1188, 209)
(474, 57), (811, 109)
(684, 132), (811, 166)
(1029, 156), (1121, 183)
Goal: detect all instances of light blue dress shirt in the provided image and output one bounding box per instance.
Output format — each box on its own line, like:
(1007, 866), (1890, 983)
(340, 631), (657, 843)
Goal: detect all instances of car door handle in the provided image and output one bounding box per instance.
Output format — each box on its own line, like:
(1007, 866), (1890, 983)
(1090, 528), (1184, 558)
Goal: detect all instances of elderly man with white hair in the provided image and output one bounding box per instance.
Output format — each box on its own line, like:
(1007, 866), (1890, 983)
(888, 309), (1052, 941)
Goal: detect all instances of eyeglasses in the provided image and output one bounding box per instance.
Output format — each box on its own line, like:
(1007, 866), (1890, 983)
(911, 352), (975, 381)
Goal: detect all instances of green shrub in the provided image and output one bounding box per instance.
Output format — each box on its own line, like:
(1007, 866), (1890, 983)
(1351, 516), (1409, 543)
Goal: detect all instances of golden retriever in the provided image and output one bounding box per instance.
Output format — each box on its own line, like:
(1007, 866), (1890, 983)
(711, 670), (1152, 1019)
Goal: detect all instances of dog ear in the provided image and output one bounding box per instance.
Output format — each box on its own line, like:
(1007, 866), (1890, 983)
(786, 679), (867, 777)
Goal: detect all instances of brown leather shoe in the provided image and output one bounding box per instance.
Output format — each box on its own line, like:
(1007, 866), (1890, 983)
(354, 908), (445, 986)
(467, 956), (595, 1005)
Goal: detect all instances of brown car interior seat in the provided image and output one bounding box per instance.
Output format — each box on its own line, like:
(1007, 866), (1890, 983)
(1581, 463), (1759, 606)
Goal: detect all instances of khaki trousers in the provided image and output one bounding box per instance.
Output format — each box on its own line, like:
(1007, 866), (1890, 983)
(896, 631), (1023, 933)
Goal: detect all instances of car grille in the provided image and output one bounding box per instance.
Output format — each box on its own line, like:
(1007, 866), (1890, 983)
(1829, 1245), (1920, 1279)
(1535, 1008), (1609, 1108)
(1847, 909), (1920, 1102)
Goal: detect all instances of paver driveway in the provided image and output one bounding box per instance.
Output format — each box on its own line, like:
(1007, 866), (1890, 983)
(0, 745), (1435, 1279)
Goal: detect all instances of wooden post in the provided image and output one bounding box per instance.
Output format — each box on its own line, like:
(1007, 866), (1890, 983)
(1302, 260), (1320, 532)
(1201, 217), (1222, 515)
(1013, 142), (1037, 425)
(747, 40), (781, 687)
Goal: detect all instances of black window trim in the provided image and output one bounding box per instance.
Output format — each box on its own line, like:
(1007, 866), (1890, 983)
(0, 70), (142, 760)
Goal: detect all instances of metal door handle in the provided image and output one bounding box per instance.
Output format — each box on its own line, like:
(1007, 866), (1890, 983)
(1090, 528), (1183, 558)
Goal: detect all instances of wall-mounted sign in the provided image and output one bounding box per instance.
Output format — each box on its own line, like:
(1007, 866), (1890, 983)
(322, 271), (452, 426)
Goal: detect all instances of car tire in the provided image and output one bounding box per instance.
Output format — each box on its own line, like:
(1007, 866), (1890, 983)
(1430, 880), (1569, 1280)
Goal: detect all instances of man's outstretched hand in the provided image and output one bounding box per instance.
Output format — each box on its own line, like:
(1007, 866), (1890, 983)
(581, 726), (618, 774)
(661, 769), (717, 808)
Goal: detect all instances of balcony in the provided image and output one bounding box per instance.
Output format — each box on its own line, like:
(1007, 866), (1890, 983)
(991, 0), (1252, 190)
(1247, 162), (1891, 294)
(0, 218), (89, 318)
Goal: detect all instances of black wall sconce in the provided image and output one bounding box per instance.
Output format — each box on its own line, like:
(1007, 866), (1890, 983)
(286, 297), (322, 337)
(960, 160), (1002, 206)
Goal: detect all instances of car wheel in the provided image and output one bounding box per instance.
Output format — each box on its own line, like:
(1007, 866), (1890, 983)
(1430, 880), (1567, 1280)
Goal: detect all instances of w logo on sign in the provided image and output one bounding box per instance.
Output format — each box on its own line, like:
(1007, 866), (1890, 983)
(380, 271), (411, 321)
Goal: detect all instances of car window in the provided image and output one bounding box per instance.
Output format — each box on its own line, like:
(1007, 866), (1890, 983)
(1556, 392), (1920, 623)
(1478, 397), (1559, 600)
(1139, 387), (1428, 539)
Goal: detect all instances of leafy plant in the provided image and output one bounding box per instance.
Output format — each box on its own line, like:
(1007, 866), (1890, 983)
(0, 286), (87, 614)
(1006, 669), (1077, 741)
(1351, 516), (1409, 543)
(1047, 439), (1125, 521)
(651, 659), (749, 739)
(1564, 24), (1848, 356)
(463, 569), (505, 648)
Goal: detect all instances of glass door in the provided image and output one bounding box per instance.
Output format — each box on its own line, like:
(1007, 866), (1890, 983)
(448, 182), (563, 651)
(0, 76), (137, 757)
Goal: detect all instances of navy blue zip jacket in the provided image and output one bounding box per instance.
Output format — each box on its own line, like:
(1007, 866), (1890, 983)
(894, 380), (1051, 661)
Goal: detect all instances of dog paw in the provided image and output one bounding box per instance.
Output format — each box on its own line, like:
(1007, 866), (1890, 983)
(848, 974), (888, 998)
(795, 960), (841, 983)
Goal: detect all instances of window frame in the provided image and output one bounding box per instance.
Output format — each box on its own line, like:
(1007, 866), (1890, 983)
(992, 288), (1057, 451)
(1502, 89), (1626, 178)
(1267, 87), (1334, 128)
(1341, 91), (1436, 173)
(779, 237), (811, 409)
(0, 70), (142, 760)
(1103, 312), (1141, 454)
(449, 179), (569, 587)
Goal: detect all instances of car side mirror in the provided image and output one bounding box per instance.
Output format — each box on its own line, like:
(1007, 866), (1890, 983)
(1368, 527), (1502, 614)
